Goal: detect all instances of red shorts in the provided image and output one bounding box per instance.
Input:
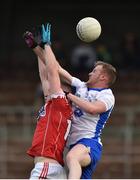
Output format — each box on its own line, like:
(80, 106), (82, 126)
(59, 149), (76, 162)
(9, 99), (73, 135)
(27, 96), (72, 165)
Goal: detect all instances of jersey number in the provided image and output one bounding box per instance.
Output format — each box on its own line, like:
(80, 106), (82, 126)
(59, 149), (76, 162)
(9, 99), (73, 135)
(74, 108), (83, 117)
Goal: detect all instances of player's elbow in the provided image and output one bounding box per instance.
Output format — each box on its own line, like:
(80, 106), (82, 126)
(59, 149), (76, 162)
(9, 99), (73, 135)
(87, 102), (107, 115)
(87, 105), (105, 115)
(87, 107), (97, 115)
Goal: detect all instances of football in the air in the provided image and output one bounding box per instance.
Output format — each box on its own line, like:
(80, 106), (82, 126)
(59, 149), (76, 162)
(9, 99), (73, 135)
(76, 17), (101, 43)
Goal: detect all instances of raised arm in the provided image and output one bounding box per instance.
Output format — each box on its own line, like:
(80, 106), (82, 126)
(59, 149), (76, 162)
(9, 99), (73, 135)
(37, 56), (49, 97)
(58, 65), (73, 85)
(25, 24), (63, 95)
(34, 44), (73, 85)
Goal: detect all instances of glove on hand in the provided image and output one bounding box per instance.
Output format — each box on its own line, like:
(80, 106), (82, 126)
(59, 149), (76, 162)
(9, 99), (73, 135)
(23, 31), (37, 49)
(41, 23), (51, 45)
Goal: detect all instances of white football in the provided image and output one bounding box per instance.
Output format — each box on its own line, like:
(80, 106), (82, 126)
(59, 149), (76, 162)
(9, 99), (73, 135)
(76, 17), (101, 43)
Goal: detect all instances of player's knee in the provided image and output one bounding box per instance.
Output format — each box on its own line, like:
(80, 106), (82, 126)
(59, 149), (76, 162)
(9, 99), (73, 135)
(66, 151), (77, 164)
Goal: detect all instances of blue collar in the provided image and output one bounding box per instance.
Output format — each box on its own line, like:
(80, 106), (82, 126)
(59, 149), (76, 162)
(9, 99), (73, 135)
(88, 88), (109, 91)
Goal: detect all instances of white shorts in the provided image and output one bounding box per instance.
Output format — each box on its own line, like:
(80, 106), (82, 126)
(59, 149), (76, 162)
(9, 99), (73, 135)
(29, 162), (67, 179)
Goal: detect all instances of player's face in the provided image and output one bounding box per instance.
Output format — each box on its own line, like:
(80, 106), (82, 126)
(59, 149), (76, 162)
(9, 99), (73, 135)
(87, 65), (103, 85)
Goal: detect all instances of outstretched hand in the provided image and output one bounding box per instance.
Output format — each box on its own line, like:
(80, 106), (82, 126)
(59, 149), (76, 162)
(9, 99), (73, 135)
(23, 31), (37, 49)
(41, 23), (51, 45)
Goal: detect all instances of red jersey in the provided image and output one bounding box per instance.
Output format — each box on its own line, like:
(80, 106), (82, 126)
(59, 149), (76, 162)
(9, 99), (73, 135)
(27, 96), (72, 165)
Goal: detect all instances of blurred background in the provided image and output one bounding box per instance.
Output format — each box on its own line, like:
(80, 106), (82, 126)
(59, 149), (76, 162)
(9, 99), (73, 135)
(0, 0), (140, 178)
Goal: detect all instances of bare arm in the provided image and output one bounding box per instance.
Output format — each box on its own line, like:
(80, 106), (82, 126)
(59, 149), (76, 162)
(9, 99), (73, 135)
(37, 45), (73, 85)
(43, 44), (63, 94)
(67, 93), (106, 114)
(37, 56), (49, 97)
(33, 46), (46, 63)
(58, 65), (73, 85)
(33, 45), (73, 87)
(40, 44), (73, 85)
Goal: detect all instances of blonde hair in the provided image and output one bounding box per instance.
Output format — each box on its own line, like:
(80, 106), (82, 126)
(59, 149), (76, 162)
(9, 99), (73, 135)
(95, 61), (117, 87)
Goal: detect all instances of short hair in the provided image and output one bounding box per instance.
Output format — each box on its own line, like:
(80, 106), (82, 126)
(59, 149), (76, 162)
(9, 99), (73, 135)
(95, 61), (117, 87)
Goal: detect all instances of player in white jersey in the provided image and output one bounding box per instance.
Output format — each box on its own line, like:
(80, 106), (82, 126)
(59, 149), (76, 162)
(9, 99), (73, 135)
(58, 60), (117, 179)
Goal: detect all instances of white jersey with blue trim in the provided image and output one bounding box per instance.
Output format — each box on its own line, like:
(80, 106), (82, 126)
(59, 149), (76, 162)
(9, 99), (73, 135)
(67, 77), (115, 146)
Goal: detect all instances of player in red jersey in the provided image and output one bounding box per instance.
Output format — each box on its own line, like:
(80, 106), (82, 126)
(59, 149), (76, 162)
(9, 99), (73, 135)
(23, 24), (72, 179)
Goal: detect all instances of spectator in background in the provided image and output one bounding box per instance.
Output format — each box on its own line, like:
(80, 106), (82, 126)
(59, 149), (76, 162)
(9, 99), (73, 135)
(70, 43), (96, 79)
(119, 32), (140, 71)
(96, 43), (113, 64)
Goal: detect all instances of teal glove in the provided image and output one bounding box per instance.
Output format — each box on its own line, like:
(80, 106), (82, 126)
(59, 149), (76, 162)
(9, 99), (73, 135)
(42, 23), (51, 45)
